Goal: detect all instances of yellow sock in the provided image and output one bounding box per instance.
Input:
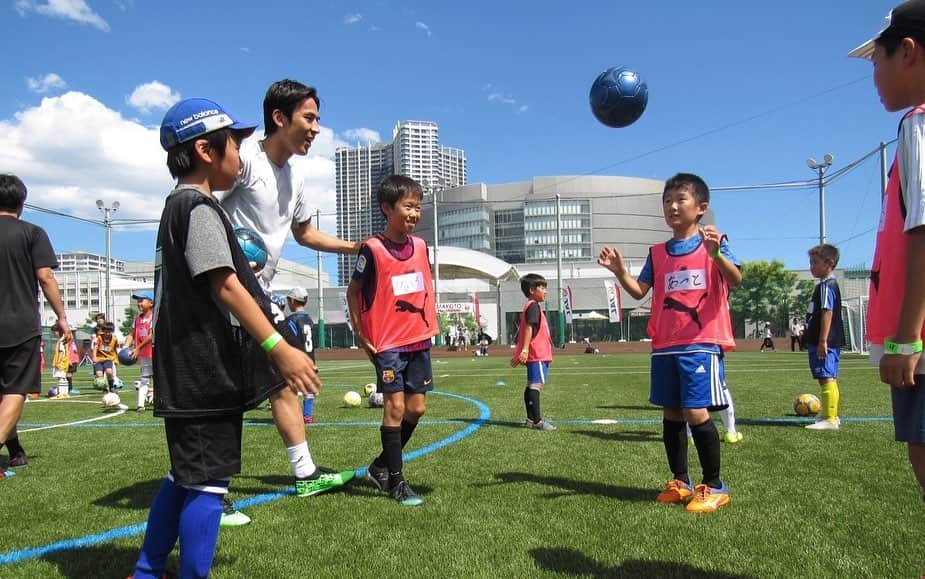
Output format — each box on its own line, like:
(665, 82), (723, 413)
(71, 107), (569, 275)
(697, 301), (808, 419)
(820, 381), (840, 422)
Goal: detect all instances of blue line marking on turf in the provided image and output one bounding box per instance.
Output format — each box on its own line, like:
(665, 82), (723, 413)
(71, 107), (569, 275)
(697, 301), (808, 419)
(0, 390), (491, 568)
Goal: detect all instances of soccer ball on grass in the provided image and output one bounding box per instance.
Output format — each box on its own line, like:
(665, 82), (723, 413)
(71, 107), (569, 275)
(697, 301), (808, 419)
(793, 393), (821, 417)
(343, 391), (362, 408)
(368, 392), (384, 408)
(363, 383), (376, 396)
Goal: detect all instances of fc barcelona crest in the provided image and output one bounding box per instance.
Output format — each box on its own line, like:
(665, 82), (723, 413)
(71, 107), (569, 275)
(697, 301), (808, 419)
(381, 369), (395, 383)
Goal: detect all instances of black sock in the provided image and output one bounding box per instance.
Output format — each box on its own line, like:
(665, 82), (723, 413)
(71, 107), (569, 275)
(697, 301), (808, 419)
(400, 419), (418, 447)
(67, 376), (73, 388)
(689, 419), (722, 488)
(662, 419), (689, 484)
(380, 425), (403, 488)
(5, 436), (23, 456)
(107, 376), (114, 391)
(374, 419), (419, 468)
(524, 387), (541, 423)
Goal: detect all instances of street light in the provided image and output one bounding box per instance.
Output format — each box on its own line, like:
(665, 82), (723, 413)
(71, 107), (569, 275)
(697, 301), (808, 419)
(807, 154), (833, 245)
(96, 200), (119, 321)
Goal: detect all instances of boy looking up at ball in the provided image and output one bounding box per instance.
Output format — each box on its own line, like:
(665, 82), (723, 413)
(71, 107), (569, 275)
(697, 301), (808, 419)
(347, 175), (438, 507)
(131, 98), (320, 579)
(598, 172), (741, 513)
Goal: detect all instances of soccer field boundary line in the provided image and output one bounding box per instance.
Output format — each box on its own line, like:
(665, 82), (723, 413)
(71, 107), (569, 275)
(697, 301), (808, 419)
(18, 405), (127, 434)
(0, 391), (491, 569)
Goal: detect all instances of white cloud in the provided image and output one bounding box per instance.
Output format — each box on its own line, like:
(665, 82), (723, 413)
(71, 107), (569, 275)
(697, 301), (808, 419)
(484, 83), (528, 114)
(0, 91), (380, 241)
(0, 91), (168, 224)
(344, 13), (362, 24)
(415, 21), (432, 37)
(26, 73), (67, 94)
(342, 128), (382, 145)
(16, 0), (110, 31)
(127, 81), (180, 114)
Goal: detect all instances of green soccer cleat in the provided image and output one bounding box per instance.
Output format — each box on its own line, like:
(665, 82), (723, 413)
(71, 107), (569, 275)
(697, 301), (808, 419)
(220, 499), (252, 527)
(295, 469), (355, 497)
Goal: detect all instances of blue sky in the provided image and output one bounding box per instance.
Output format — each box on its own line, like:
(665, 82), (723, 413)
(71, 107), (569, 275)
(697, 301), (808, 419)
(0, 0), (903, 277)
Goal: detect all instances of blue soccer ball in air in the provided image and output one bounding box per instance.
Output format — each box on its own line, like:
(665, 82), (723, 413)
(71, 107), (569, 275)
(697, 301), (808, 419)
(234, 227), (268, 271)
(589, 66), (648, 128)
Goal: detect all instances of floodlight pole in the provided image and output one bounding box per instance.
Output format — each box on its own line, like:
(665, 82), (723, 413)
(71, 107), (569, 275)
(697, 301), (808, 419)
(316, 208), (325, 349)
(433, 190), (442, 346)
(555, 193), (565, 348)
(96, 200), (119, 321)
(807, 154), (833, 245)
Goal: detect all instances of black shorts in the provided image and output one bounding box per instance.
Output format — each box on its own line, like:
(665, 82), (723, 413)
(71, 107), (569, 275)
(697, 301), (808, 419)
(67, 363), (78, 374)
(165, 414), (243, 487)
(373, 349), (434, 395)
(0, 337), (41, 395)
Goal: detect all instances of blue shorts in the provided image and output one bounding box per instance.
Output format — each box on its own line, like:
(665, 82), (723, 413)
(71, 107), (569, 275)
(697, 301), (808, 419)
(650, 350), (728, 409)
(373, 349), (434, 395)
(892, 375), (925, 443)
(807, 345), (840, 379)
(526, 361), (550, 387)
(93, 360), (114, 374)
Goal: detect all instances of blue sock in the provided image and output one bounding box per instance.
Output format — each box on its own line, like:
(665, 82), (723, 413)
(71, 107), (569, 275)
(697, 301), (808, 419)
(303, 395), (315, 418)
(178, 489), (223, 579)
(134, 475), (187, 578)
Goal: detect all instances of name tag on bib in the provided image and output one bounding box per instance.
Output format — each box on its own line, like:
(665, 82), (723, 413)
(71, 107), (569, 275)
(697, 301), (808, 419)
(392, 272), (425, 296)
(664, 269), (707, 294)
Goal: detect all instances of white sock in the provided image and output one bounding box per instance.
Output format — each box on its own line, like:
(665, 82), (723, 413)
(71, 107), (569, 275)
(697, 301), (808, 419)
(719, 388), (737, 434)
(286, 442), (316, 478)
(685, 423), (692, 439)
(57, 379), (69, 396)
(137, 384), (149, 408)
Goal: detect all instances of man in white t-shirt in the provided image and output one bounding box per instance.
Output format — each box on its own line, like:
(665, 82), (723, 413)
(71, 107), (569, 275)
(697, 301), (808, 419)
(217, 80), (359, 525)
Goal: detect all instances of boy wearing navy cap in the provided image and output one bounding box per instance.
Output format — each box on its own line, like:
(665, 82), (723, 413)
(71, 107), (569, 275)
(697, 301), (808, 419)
(131, 98), (321, 579)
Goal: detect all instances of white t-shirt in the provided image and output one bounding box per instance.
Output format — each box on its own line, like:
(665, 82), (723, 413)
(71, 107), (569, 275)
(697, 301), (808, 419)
(216, 138), (316, 283)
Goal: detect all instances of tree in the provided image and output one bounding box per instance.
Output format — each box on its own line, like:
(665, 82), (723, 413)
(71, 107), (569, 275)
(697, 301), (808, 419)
(120, 306), (138, 337)
(728, 260), (805, 338)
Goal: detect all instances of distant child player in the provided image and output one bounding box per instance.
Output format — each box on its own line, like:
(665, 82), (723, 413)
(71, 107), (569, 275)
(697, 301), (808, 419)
(284, 286), (317, 424)
(851, 0), (925, 498)
(347, 175), (438, 507)
(123, 290), (155, 411)
(510, 273), (557, 431)
(131, 98), (321, 578)
(599, 172), (742, 513)
(92, 322), (120, 392)
(51, 324), (73, 398)
(804, 244), (845, 430)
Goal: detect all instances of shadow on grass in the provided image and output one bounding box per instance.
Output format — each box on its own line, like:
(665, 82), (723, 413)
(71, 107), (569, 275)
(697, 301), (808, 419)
(573, 429), (660, 443)
(233, 473), (429, 498)
(485, 472), (651, 502)
(596, 404), (661, 411)
(453, 418), (531, 429)
(531, 547), (757, 578)
(42, 543), (234, 578)
(93, 478), (164, 510)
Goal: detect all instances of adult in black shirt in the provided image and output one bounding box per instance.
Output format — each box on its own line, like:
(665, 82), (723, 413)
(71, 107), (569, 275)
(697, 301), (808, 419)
(0, 174), (70, 470)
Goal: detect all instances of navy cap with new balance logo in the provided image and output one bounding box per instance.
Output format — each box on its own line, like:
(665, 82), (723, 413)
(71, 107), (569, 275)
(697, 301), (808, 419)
(159, 97), (257, 150)
(850, 0), (925, 59)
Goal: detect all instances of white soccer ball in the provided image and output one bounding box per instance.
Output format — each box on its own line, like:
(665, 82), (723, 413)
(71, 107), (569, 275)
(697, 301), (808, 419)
(343, 391), (362, 407)
(364, 383), (377, 397)
(368, 392), (384, 408)
(102, 392), (121, 409)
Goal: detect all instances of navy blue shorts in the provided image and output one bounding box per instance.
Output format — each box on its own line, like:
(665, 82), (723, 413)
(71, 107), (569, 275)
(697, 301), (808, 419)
(892, 375), (925, 444)
(650, 350), (728, 409)
(94, 360), (114, 374)
(373, 349), (434, 395)
(807, 345), (840, 379)
(526, 361), (550, 387)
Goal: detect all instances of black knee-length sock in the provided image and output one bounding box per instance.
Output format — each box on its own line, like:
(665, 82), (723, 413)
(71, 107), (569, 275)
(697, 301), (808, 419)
(689, 419), (722, 488)
(524, 387), (541, 423)
(662, 419), (689, 484)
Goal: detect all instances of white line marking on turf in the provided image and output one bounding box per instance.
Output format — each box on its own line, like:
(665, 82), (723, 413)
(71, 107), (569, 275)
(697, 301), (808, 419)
(591, 419), (619, 424)
(19, 407), (127, 433)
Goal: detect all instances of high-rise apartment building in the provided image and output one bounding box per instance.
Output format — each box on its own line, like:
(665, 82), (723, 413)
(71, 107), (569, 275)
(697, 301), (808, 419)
(334, 120), (467, 284)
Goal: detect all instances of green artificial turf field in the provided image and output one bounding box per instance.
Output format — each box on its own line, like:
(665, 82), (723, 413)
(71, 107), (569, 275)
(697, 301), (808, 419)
(1, 352), (921, 578)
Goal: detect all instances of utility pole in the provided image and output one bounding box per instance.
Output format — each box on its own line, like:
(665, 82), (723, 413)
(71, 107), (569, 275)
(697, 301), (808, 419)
(96, 200), (119, 320)
(807, 154), (833, 245)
